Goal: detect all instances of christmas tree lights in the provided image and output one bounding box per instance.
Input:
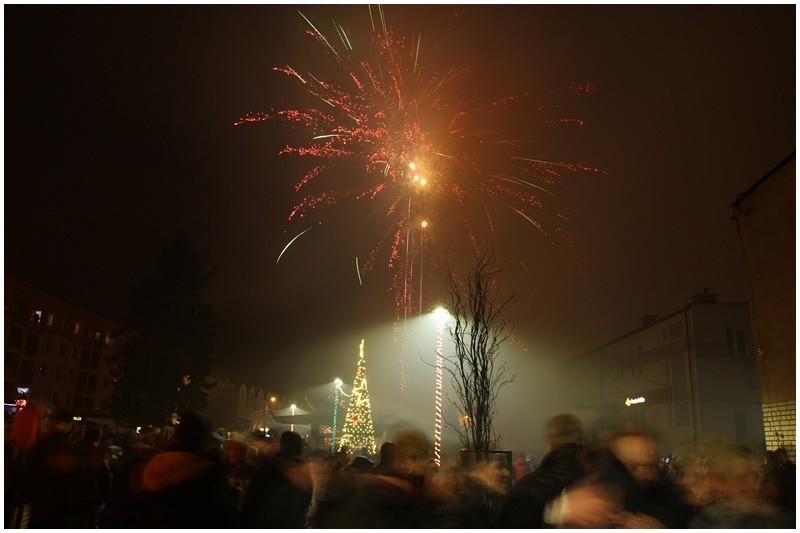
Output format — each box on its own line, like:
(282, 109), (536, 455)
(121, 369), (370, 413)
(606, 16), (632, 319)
(339, 339), (377, 455)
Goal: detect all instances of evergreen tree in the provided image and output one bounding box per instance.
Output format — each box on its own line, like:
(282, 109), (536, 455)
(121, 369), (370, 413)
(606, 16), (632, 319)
(110, 236), (219, 427)
(339, 339), (377, 455)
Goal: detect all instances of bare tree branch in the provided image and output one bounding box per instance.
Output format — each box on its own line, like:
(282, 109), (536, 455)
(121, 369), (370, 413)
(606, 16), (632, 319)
(442, 248), (516, 456)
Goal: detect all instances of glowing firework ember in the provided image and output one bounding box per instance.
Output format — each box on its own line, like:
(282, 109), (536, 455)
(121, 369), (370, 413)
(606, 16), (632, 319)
(236, 6), (603, 318)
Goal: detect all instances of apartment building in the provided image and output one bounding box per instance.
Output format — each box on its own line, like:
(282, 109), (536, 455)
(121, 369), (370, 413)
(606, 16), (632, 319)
(4, 277), (120, 424)
(732, 153), (795, 458)
(559, 290), (765, 455)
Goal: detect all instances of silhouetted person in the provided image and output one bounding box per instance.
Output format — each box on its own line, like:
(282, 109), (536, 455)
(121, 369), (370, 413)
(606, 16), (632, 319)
(501, 413), (587, 528)
(430, 456), (511, 528)
(687, 436), (794, 529)
(125, 411), (238, 528)
(513, 451), (532, 482)
(371, 441), (397, 475)
(25, 411), (111, 528)
(323, 429), (433, 528)
(240, 430), (312, 528)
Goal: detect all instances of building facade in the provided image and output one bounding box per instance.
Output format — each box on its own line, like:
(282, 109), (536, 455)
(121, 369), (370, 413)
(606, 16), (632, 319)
(4, 277), (120, 424)
(731, 153), (796, 459)
(559, 291), (765, 456)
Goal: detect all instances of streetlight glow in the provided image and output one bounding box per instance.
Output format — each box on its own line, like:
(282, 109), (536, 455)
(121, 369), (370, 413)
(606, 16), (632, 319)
(431, 306), (449, 466)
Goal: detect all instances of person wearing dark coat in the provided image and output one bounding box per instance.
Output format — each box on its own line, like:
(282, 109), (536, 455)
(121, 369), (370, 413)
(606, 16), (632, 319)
(430, 458), (511, 528)
(124, 411), (238, 529)
(322, 429), (432, 528)
(239, 430), (312, 528)
(501, 413), (587, 528)
(24, 411), (112, 529)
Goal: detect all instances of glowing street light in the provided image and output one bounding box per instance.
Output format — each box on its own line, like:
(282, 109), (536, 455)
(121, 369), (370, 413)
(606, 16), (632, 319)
(290, 403), (297, 432)
(432, 306), (450, 466)
(331, 378), (343, 453)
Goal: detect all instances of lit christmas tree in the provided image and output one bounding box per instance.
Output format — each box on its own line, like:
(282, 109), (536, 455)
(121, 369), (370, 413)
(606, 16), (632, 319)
(339, 339), (377, 455)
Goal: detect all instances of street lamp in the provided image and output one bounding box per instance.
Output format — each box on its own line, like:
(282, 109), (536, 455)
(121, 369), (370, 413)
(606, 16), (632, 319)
(290, 404), (297, 432)
(419, 220), (428, 316)
(331, 378), (343, 454)
(432, 306), (450, 466)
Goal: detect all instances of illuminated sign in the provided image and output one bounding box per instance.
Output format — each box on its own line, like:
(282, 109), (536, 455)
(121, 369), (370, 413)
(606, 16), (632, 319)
(624, 396), (646, 406)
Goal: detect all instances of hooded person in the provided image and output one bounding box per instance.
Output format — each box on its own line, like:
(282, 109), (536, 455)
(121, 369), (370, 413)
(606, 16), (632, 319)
(125, 411), (238, 528)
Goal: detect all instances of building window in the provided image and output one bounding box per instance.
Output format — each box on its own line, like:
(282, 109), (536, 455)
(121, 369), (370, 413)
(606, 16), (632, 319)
(94, 330), (103, 342)
(64, 394), (71, 407)
(63, 318), (71, 331)
(74, 395), (84, 410)
(55, 367), (63, 380)
(80, 349), (90, 369)
(87, 374), (97, 394)
(727, 328), (747, 358)
(77, 372), (88, 393)
(56, 343), (64, 356)
(39, 365), (48, 378)
(5, 352), (20, 376)
(42, 339), (51, 353)
(46, 313), (55, 326)
(99, 377), (108, 389)
(19, 360), (34, 383)
(71, 346), (78, 359)
(31, 310), (44, 324)
(8, 325), (24, 349)
(67, 369), (74, 383)
(51, 392), (59, 405)
(23, 334), (39, 357)
(90, 351), (100, 371)
(73, 322), (81, 335)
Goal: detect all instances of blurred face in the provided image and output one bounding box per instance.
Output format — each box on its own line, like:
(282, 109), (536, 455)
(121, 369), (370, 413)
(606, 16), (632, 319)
(613, 435), (660, 486)
(676, 462), (713, 507)
(225, 442), (247, 465)
(712, 456), (758, 499)
(472, 460), (510, 495)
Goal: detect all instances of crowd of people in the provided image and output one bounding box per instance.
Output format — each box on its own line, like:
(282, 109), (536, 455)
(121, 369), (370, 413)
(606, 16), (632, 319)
(5, 405), (796, 529)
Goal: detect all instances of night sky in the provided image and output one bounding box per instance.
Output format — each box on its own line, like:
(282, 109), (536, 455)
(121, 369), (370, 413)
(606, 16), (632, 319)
(5, 5), (795, 449)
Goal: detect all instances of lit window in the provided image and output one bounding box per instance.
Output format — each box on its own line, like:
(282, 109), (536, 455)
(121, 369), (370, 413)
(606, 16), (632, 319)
(73, 322), (81, 335)
(46, 313), (55, 326)
(31, 310), (43, 324)
(94, 330), (103, 341)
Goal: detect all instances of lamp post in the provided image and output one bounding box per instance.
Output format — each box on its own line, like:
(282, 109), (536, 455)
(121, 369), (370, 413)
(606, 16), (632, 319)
(432, 307), (449, 466)
(265, 395), (277, 430)
(419, 220), (428, 316)
(331, 378), (343, 454)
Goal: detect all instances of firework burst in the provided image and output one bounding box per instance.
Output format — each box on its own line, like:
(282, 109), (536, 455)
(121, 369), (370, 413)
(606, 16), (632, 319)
(237, 6), (602, 319)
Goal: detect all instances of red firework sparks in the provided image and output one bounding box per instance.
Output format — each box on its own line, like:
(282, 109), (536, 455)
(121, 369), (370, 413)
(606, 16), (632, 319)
(236, 7), (603, 319)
